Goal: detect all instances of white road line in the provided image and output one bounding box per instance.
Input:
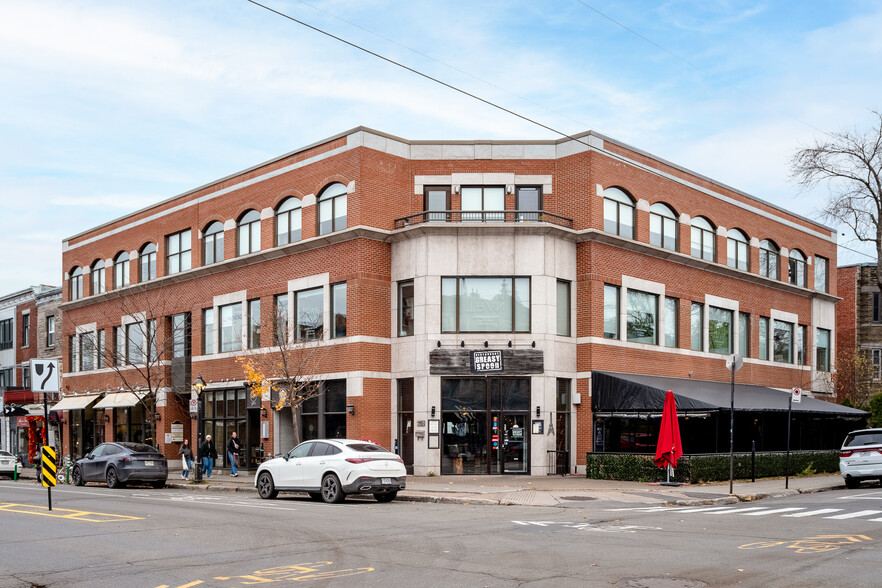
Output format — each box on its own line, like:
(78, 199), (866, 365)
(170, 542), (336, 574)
(606, 507), (670, 512)
(739, 507), (805, 516)
(839, 493), (882, 501)
(671, 507), (738, 514)
(824, 510), (882, 520)
(783, 509), (843, 518)
(704, 507), (770, 515)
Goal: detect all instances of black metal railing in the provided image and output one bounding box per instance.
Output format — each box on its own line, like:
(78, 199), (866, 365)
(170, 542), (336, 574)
(394, 210), (573, 229)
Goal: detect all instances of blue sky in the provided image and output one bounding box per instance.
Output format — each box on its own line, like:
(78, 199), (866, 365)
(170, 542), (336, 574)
(2, 0), (881, 293)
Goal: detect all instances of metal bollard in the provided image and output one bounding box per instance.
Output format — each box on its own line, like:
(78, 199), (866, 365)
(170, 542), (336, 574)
(193, 461), (203, 483)
(751, 440), (756, 483)
(13, 462), (17, 481)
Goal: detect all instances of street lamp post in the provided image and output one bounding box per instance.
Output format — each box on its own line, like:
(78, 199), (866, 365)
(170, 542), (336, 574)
(192, 375), (206, 483)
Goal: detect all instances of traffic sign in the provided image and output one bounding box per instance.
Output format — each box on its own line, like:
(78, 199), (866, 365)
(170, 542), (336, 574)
(3, 404), (29, 417)
(30, 359), (60, 393)
(41, 446), (57, 488)
(189, 398), (198, 414)
(792, 387), (802, 403)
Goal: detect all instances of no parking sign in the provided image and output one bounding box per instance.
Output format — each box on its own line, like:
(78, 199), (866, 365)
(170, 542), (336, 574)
(791, 387), (802, 403)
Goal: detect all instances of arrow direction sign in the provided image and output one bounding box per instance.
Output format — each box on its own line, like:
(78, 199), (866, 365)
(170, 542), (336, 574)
(30, 359), (60, 393)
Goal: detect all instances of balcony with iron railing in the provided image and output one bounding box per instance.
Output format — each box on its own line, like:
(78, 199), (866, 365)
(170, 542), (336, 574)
(393, 210), (573, 230)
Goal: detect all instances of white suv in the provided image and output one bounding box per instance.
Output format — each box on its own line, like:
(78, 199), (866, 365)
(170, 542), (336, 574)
(840, 429), (882, 489)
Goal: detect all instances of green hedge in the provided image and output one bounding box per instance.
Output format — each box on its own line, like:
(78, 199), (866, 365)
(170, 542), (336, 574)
(585, 451), (839, 483)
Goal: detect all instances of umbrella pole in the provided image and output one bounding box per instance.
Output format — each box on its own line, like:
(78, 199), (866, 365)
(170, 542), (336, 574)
(661, 461), (681, 486)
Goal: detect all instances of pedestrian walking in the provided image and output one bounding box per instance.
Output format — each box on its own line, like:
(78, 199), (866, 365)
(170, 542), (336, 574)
(200, 435), (218, 479)
(178, 439), (193, 480)
(227, 431), (242, 477)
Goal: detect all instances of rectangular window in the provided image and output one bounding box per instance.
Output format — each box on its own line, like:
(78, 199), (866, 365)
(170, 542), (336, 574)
(22, 313), (29, 347)
(874, 292), (881, 323)
(814, 256), (828, 293)
(425, 187), (450, 222)
(690, 302), (703, 351)
(166, 230), (192, 275)
(759, 317), (769, 360)
(46, 316), (56, 347)
(738, 312), (750, 357)
(603, 285), (619, 339)
(247, 299), (261, 349)
(147, 319), (158, 362)
(816, 328), (831, 372)
(664, 297), (678, 347)
(0, 319), (12, 350)
(440, 277), (530, 333)
(873, 349), (882, 380)
(296, 287), (324, 341)
(113, 326), (123, 366)
(626, 290), (658, 345)
(708, 307), (733, 355)
(80, 332), (95, 371)
(126, 323), (144, 364)
(220, 303), (243, 352)
(96, 330), (104, 368)
(797, 324), (807, 365)
(461, 186), (505, 221)
(398, 281), (414, 337)
(22, 366), (29, 388)
(516, 186), (541, 221)
(773, 320), (793, 363)
(69, 335), (77, 373)
(331, 283), (346, 338)
(171, 313), (190, 359)
(202, 308), (216, 355)
(273, 294), (288, 345)
(556, 280), (571, 336)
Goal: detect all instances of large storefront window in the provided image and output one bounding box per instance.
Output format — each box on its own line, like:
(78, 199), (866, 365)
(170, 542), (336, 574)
(301, 380), (347, 440)
(441, 378), (530, 475)
(202, 388), (260, 470)
(441, 277), (530, 333)
(113, 404), (152, 445)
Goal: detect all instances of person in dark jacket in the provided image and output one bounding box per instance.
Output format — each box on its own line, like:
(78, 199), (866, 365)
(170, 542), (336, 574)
(200, 435), (218, 479)
(227, 431), (242, 477)
(178, 439), (193, 480)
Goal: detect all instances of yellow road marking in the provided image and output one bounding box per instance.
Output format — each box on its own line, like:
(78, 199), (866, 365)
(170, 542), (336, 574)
(0, 502), (143, 522)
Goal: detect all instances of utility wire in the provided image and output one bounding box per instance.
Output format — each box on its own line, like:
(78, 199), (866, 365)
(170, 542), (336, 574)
(244, 0), (593, 149)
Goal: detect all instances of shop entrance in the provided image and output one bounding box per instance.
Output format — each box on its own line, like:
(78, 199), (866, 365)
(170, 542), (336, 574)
(441, 378), (530, 475)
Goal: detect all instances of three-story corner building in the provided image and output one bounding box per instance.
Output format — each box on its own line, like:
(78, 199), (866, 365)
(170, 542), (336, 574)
(57, 127), (860, 477)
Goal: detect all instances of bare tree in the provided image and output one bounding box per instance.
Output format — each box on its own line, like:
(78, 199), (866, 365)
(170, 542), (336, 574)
(791, 110), (882, 288)
(833, 348), (879, 408)
(238, 303), (327, 449)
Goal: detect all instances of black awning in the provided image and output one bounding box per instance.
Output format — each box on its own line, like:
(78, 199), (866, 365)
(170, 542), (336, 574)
(592, 371), (868, 417)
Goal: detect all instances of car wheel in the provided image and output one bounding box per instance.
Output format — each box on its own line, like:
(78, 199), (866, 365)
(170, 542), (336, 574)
(308, 492), (323, 501)
(256, 472), (278, 499)
(151, 480), (166, 489)
(321, 473), (345, 503)
(374, 491), (398, 503)
(71, 466), (85, 486)
(106, 467), (124, 489)
(845, 477), (860, 489)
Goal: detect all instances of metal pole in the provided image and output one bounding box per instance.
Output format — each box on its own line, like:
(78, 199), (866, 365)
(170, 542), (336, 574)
(786, 395), (792, 490)
(43, 389), (51, 511)
(729, 363), (735, 495)
(751, 440), (756, 483)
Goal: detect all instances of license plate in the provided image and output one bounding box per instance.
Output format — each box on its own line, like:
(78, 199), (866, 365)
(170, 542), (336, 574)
(0, 460), (9, 465)
(145, 461), (154, 466)
(382, 478), (391, 484)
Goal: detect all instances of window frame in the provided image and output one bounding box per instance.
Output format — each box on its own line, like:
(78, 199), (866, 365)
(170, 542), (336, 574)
(602, 187), (635, 239)
(556, 280), (571, 337)
(738, 312), (750, 357)
(603, 284), (620, 340)
(626, 289), (659, 345)
(460, 186), (505, 222)
(398, 281), (414, 337)
(441, 276), (531, 334)
(649, 202), (678, 251)
(46, 315), (56, 348)
(21, 313), (29, 348)
(814, 255), (828, 293)
(759, 316), (770, 360)
(331, 282), (347, 339)
(91, 260), (105, 296)
(273, 294), (288, 345)
(165, 229), (192, 275)
(690, 217), (716, 262)
(690, 302), (704, 351)
(759, 240), (779, 280)
(139, 243), (157, 282)
(317, 183), (348, 235)
(788, 250), (807, 287)
(202, 308), (216, 355)
(113, 252), (130, 289)
(516, 186), (542, 222)
(203, 221), (225, 265)
(424, 187), (451, 222)
(275, 197), (303, 246)
(708, 306), (733, 355)
(237, 210), (261, 256)
(126, 322), (144, 365)
(247, 299), (261, 349)
(69, 267), (83, 301)
(816, 328), (831, 372)
(295, 287), (324, 342)
(219, 302), (243, 353)
(773, 320), (794, 364)
(726, 229), (749, 271)
(664, 296), (678, 348)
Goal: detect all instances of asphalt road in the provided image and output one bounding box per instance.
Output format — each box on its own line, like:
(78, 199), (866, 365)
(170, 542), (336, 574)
(1, 480), (879, 588)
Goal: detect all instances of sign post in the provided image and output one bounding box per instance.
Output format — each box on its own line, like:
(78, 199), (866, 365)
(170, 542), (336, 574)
(786, 388), (801, 489)
(725, 354), (743, 495)
(30, 359), (60, 510)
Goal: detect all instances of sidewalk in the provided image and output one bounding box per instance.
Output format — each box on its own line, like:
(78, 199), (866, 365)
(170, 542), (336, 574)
(13, 466), (846, 507)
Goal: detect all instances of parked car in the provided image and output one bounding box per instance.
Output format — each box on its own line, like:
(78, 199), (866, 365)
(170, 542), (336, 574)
(839, 428), (882, 489)
(0, 450), (22, 477)
(254, 439), (406, 503)
(71, 442), (168, 488)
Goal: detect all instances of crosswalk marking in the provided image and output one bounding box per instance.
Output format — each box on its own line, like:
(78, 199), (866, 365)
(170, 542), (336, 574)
(672, 506), (737, 514)
(704, 506), (769, 515)
(783, 509), (843, 518)
(740, 507), (805, 516)
(824, 510), (882, 520)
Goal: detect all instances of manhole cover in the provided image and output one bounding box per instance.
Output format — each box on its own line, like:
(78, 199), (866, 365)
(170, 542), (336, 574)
(559, 495), (597, 501)
(618, 578), (706, 588)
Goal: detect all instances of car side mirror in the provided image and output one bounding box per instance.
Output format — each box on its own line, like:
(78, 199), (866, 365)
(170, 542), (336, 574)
(86, 454), (93, 459)
(282, 453), (289, 461)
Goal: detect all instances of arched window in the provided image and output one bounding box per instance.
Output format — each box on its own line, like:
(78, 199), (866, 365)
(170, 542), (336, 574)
(690, 216), (716, 261)
(237, 210), (261, 256)
(726, 229), (749, 271)
(276, 197), (302, 245)
(602, 187), (635, 239)
(139, 243), (157, 282)
(113, 252), (130, 289)
(318, 183), (347, 235)
(203, 221), (224, 265)
(759, 239), (779, 279)
(69, 267), (83, 301)
(649, 202), (677, 251)
(91, 259), (105, 296)
(789, 249), (807, 287)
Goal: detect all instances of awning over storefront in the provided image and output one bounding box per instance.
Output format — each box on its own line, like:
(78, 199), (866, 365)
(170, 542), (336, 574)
(94, 392), (146, 409)
(592, 371), (868, 417)
(51, 394), (101, 411)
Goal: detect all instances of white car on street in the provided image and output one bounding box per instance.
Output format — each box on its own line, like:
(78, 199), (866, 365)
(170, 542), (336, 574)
(254, 439), (406, 503)
(0, 450), (21, 477)
(840, 428), (882, 489)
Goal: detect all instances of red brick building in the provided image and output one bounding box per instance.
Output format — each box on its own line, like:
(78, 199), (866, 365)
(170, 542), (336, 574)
(57, 127), (858, 476)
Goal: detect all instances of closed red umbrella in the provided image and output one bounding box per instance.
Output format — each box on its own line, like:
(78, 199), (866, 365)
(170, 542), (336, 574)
(655, 390), (683, 484)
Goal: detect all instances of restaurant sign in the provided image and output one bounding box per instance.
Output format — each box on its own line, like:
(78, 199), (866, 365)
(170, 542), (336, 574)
(470, 350), (504, 373)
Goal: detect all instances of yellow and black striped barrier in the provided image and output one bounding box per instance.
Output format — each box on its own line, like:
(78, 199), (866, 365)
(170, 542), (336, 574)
(41, 446), (57, 488)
